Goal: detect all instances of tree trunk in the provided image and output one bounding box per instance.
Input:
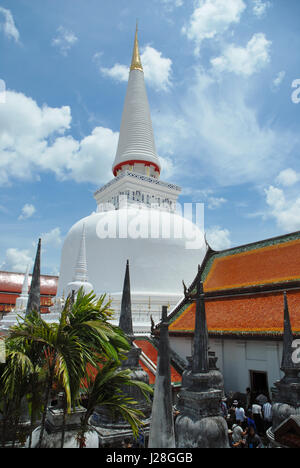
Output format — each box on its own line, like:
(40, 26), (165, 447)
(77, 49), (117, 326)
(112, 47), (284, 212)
(37, 359), (56, 448)
(11, 414), (20, 449)
(60, 395), (67, 449)
(78, 406), (92, 449)
(1, 400), (9, 448)
(28, 404), (35, 449)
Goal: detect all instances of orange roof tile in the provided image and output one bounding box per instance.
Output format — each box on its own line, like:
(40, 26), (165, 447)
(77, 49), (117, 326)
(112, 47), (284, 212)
(204, 239), (300, 292)
(169, 290), (300, 335)
(134, 339), (181, 384)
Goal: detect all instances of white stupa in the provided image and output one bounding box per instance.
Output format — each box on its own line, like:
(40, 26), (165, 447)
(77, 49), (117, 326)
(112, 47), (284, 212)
(57, 27), (205, 332)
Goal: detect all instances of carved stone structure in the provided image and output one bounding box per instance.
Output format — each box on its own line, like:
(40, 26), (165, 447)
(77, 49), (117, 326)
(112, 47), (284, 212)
(175, 267), (229, 448)
(26, 238), (41, 317)
(91, 260), (151, 447)
(267, 292), (300, 446)
(30, 393), (98, 448)
(149, 306), (175, 448)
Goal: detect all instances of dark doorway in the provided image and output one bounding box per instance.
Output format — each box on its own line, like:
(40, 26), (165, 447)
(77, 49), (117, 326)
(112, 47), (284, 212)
(249, 370), (269, 400)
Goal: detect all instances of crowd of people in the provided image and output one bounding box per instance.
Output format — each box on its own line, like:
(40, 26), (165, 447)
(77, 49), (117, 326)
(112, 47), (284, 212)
(221, 388), (272, 449)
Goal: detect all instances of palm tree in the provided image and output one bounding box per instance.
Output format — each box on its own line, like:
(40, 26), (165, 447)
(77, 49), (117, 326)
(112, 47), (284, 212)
(7, 289), (131, 448)
(77, 361), (153, 448)
(1, 331), (47, 448)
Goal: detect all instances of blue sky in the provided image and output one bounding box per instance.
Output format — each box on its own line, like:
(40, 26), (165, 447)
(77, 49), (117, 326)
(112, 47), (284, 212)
(1, 0), (300, 275)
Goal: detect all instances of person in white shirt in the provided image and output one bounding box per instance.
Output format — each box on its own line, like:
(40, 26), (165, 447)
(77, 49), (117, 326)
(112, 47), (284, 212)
(235, 403), (245, 425)
(263, 401), (272, 430)
(252, 403), (262, 416)
(232, 424), (245, 446)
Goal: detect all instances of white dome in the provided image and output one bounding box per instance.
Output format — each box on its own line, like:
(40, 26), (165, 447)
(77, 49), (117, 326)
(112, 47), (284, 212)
(57, 208), (205, 299)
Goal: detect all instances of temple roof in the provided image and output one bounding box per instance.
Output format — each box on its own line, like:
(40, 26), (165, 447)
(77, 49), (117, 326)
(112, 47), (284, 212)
(169, 290), (300, 337)
(0, 271), (58, 295)
(202, 231), (300, 292)
(167, 231), (300, 337)
(0, 271), (58, 314)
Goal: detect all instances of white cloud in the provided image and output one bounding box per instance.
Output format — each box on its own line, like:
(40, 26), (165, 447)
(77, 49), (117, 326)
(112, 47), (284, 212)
(141, 46), (172, 91)
(0, 90), (119, 186)
(100, 46), (172, 91)
(276, 168), (299, 187)
(207, 196), (227, 210)
(161, 0), (183, 8)
(101, 63), (129, 82)
(41, 227), (62, 247)
(264, 185), (285, 210)
(182, 0), (246, 54)
(1, 248), (33, 272)
(264, 185), (300, 232)
(18, 203), (36, 220)
(0, 7), (20, 42)
(52, 26), (78, 56)
(153, 70), (298, 187)
(272, 70), (286, 91)
(206, 226), (231, 250)
(211, 33), (271, 76)
(159, 155), (175, 179)
(252, 0), (271, 18)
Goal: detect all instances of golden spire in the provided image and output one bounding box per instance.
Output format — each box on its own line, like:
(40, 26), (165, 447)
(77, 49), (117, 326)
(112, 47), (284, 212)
(130, 23), (143, 72)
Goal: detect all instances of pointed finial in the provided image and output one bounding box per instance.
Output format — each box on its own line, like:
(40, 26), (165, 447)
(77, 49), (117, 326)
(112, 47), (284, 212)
(130, 24), (143, 72)
(149, 305), (175, 448)
(281, 291), (297, 371)
(73, 223), (89, 283)
(21, 264), (30, 296)
(26, 239), (41, 317)
(119, 259), (134, 339)
(192, 276), (209, 374)
(162, 305), (168, 323)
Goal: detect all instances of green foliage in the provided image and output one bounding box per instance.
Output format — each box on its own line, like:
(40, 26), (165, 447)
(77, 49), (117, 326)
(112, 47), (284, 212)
(0, 287), (152, 448)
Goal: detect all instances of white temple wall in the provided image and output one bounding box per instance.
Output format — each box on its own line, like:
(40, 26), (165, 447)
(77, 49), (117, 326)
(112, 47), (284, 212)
(169, 335), (284, 396)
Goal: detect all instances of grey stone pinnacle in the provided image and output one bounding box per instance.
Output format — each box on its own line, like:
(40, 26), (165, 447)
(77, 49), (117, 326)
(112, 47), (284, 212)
(148, 306), (175, 448)
(26, 238), (41, 317)
(192, 273), (209, 374)
(119, 260), (134, 339)
(281, 291), (297, 371)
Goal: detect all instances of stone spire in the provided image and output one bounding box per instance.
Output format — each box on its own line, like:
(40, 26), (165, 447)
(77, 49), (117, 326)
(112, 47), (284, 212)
(175, 266), (229, 448)
(26, 239), (41, 317)
(92, 258), (152, 446)
(67, 223), (93, 295)
(281, 291), (296, 371)
(192, 266), (209, 374)
(267, 292), (300, 438)
(112, 27), (161, 178)
(148, 306), (175, 448)
(119, 260), (134, 339)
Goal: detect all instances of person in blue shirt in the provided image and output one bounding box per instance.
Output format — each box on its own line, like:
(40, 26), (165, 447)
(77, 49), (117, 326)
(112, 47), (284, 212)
(244, 410), (257, 433)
